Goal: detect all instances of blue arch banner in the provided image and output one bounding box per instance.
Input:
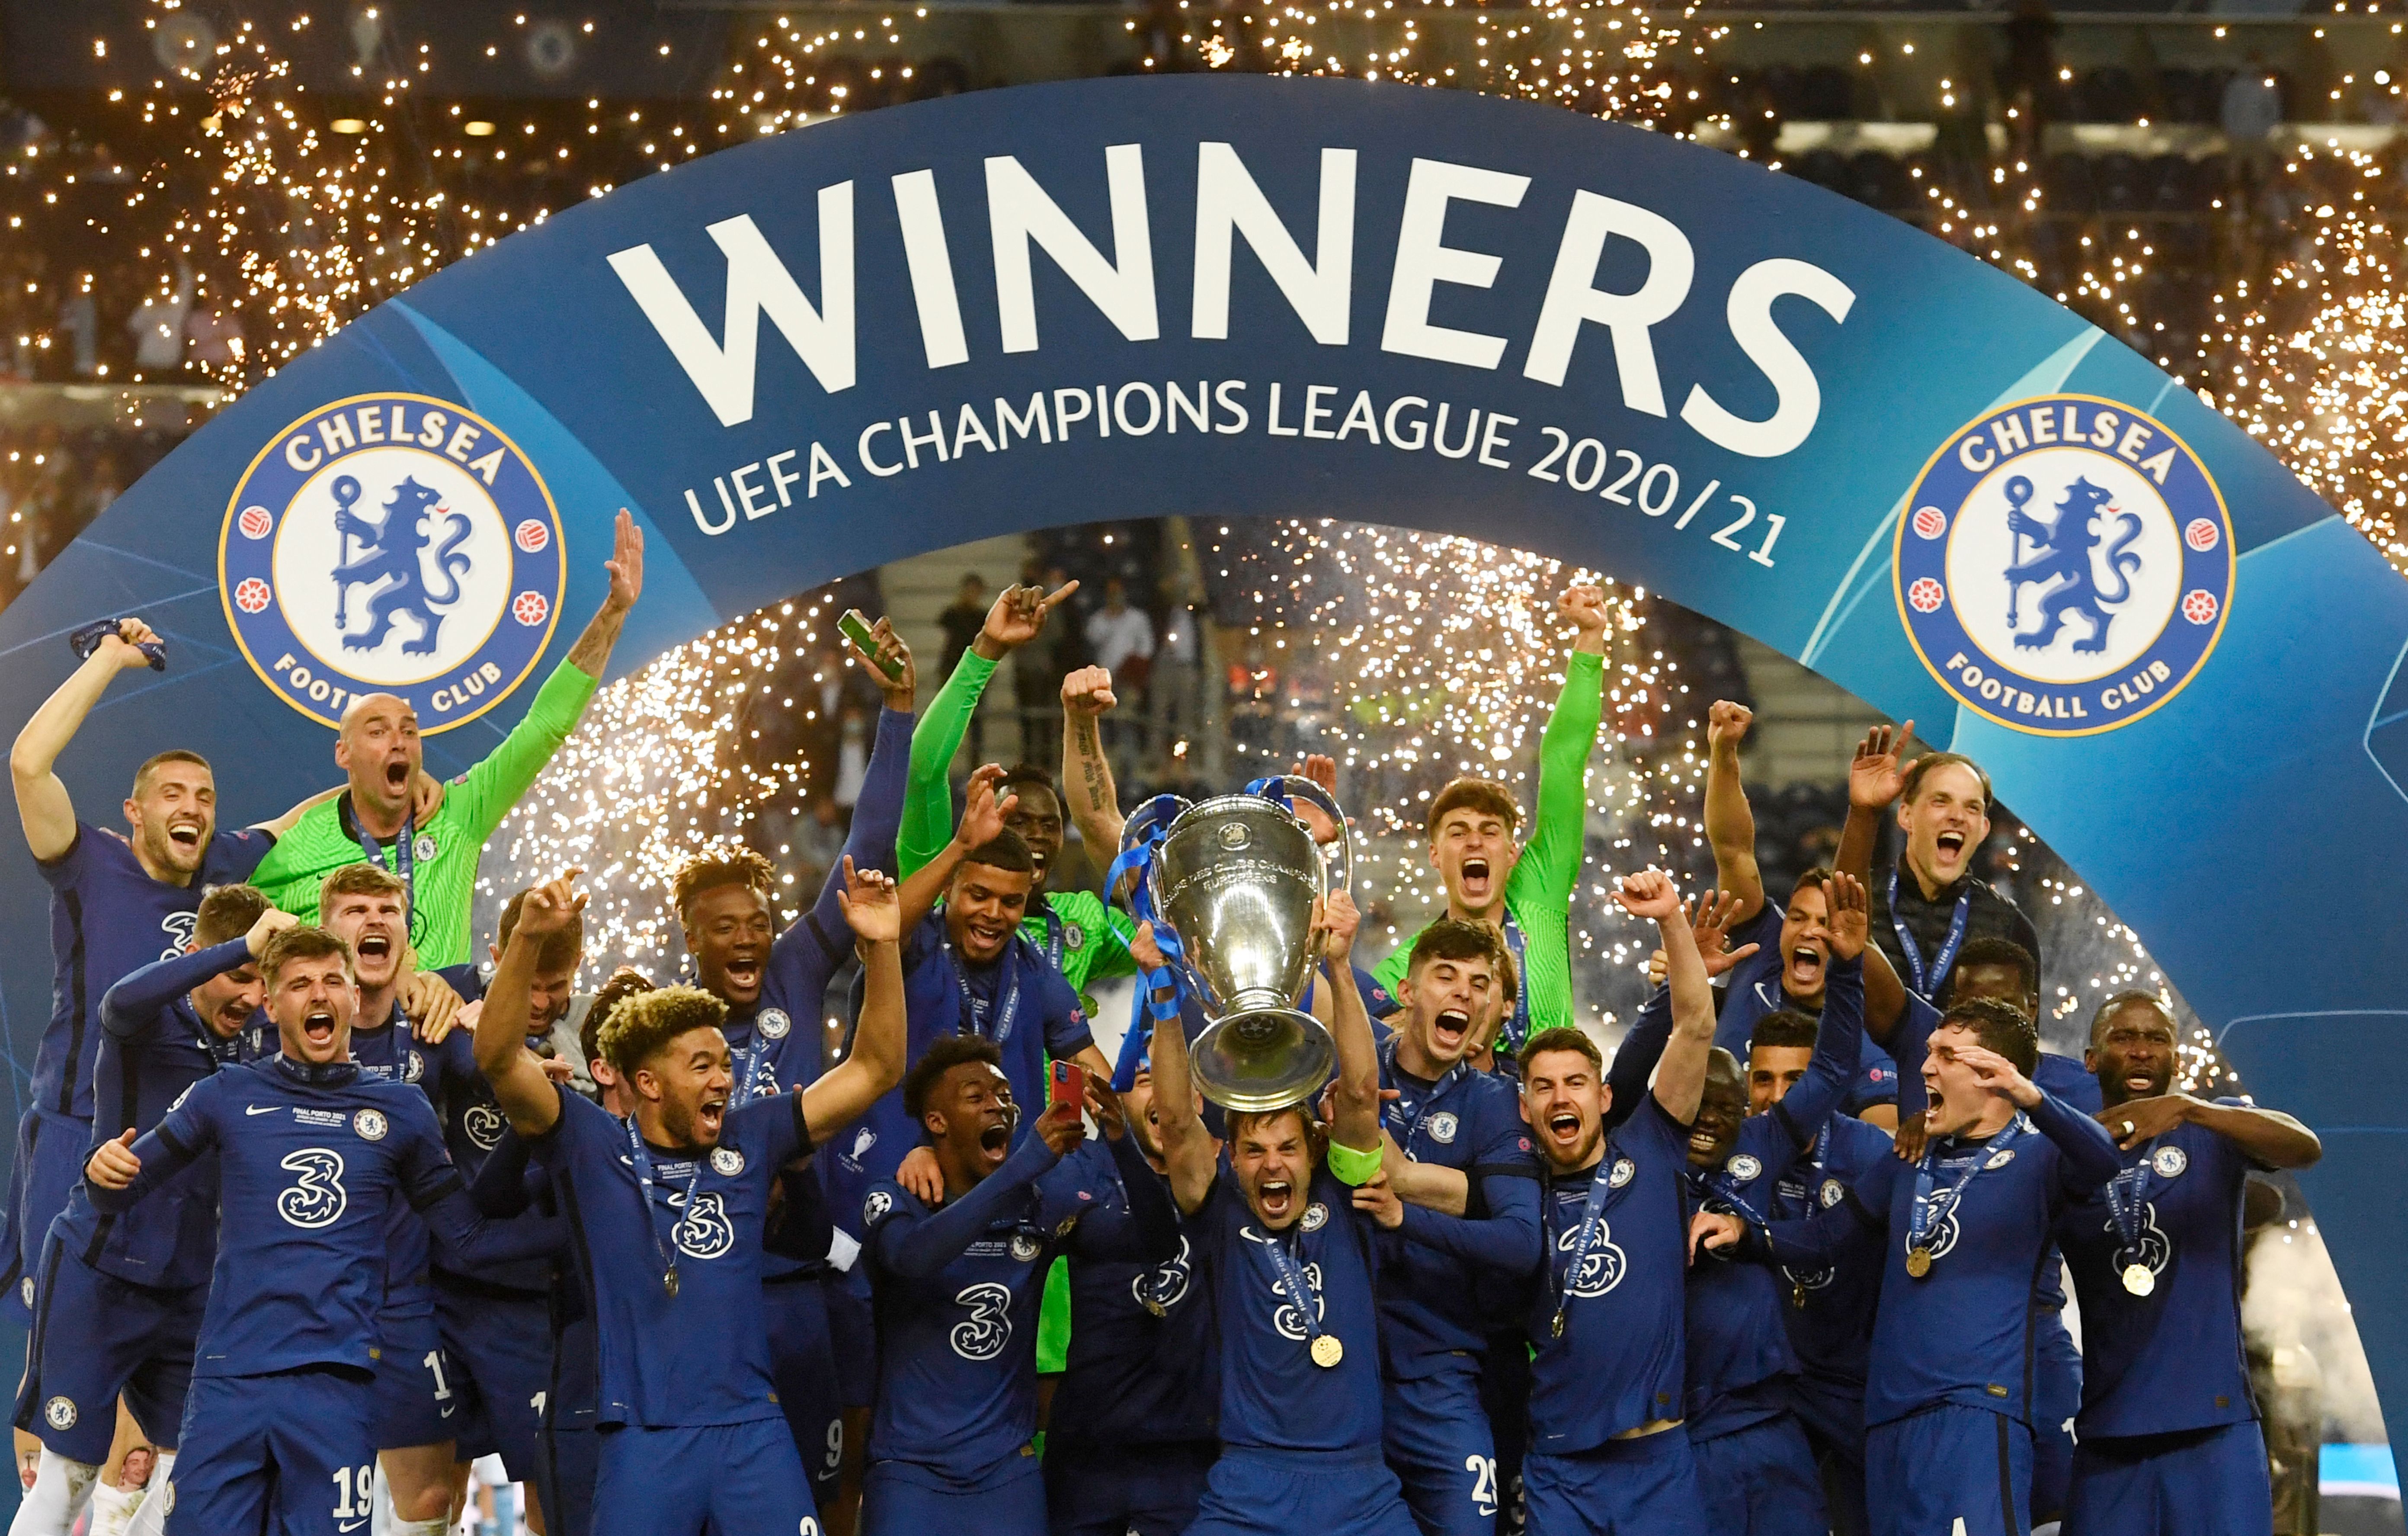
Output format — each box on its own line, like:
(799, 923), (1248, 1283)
(2, 75), (2402, 1428)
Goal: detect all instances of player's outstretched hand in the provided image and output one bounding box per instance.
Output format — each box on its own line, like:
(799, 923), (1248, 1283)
(1034, 1098), (1086, 1157)
(1689, 889), (1760, 981)
(836, 858), (901, 947)
(1557, 583), (1611, 640)
(1823, 871), (1869, 962)
(1689, 1210), (1745, 1263)
(1351, 1168), (1405, 1230)
(86, 1130), (140, 1190)
(1062, 666), (1117, 717)
(1952, 1043), (2041, 1108)
(1318, 889), (1362, 965)
(982, 582), (1077, 654)
(1614, 868), (1683, 925)
(1287, 755), (1348, 846)
(2098, 1093), (2193, 1150)
(603, 508), (645, 614)
(516, 870), (589, 939)
(844, 614), (916, 713)
(895, 1146), (944, 1206)
(243, 906), (300, 958)
(403, 968), (464, 1044)
(1707, 700), (1753, 753)
(1849, 721), (1915, 811)
(956, 765), (1016, 851)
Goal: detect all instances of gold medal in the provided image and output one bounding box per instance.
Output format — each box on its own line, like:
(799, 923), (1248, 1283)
(2122, 1264), (2155, 1297)
(664, 1266), (680, 1299)
(1143, 1298), (1167, 1319)
(1904, 1247), (1933, 1279)
(1310, 1334), (1343, 1368)
(1550, 1311), (1566, 1338)
(1791, 1283), (1806, 1310)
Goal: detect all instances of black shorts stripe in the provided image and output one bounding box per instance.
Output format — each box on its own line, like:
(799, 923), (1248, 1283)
(58, 890), (88, 1116)
(13, 1236), (70, 1434)
(1995, 1409), (2020, 1531)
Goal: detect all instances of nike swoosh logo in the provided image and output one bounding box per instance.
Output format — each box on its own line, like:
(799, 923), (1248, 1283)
(245, 1106), (279, 1116)
(440, 1407), (456, 1418)
(339, 1522), (366, 1533)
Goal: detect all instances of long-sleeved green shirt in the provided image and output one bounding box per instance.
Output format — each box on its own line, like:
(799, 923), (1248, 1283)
(1373, 648), (1604, 1046)
(900, 649), (1137, 1003)
(250, 659), (600, 969)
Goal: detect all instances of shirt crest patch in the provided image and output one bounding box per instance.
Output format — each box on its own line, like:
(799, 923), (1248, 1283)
(710, 1147), (745, 1177)
(2152, 1146), (2188, 1178)
(1010, 1231), (1044, 1261)
(1427, 1112), (1460, 1145)
(1609, 1157), (1636, 1189)
(756, 1009), (792, 1041)
(1726, 1154), (1763, 1181)
(1985, 1148), (2016, 1170)
(1820, 1178), (1846, 1209)
(1299, 1201), (1329, 1232)
(353, 1108), (389, 1141)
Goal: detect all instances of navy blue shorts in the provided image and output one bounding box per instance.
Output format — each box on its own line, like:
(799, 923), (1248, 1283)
(0, 1108), (90, 1327)
(1522, 1430), (1706, 1536)
(1042, 1437), (1214, 1536)
(434, 1277), (550, 1478)
(828, 1266), (877, 1411)
(765, 1274), (844, 1502)
(1384, 1364), (1501, 1536)
(2030, 1310), (2081, 1524)
(13, 1232), (204, 1462)
(1691, 1414), (1825, 1536)
(544, 1421), (597, 1536)
(1787, 1376), (1868, 1536)
(1866, 1405), (2030, 1536)
(2064, 1421), (2274, 1536)
(369, 1314), (456, 1450)
(594, 1419), (817, 1536)
(863, 1447), (1045, 1536)
(167, 1366), (378, 1536)
(1185, 1446), (1419, 1536)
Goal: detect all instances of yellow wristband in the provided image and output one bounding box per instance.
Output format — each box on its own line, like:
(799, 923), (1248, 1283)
(1325, 1137), (1382, 1187)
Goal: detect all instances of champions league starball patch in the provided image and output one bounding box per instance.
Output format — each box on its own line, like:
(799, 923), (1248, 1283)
(1894, 396), (2233, 737)
(219, 394), (567, 734)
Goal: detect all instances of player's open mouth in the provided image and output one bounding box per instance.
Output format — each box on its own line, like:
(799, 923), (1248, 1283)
(966, 922), (1010, 954)
(1460, 857), (1491, 895)
(167, 818), (203, 851)
(1545, 1110), (1581, 1142)
(723, 959), (760, 991)
(384, 760), (410, 793)
(2126, 1072), (2161, 1094)
(357, 933), (392, 962)
(1690, 1124), (1726, 1158)
(1936, 831), (1967, 861)
(303, 1009), (336, 1046)
(1258, 1178), (1294, 1219)
(1433, 1010), (1470, 1052)
(978, 1120), (1012, 1159)
(698, 1097), (726, 1138)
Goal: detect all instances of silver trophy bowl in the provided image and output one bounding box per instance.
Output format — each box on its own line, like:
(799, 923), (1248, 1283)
(1150, 780), (1349, 1112)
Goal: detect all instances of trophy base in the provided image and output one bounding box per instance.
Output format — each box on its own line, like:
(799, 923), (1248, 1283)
(1190, 1007), (1340, 1113)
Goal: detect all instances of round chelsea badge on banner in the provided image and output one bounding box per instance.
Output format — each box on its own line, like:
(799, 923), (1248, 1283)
(1894, 395), (2233, 737)
(219, 394), (567, 734)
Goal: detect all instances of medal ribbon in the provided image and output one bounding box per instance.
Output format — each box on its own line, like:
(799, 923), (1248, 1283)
(2102, 1152), (2158, 1256)
(1908, 1114), (2027, 1258)
(1251, 1226), (1330, 1357)
(1379, 1034), (1467, 1153)
(622, 1112), (703, 1296)
(1039, 899), (1066, 970)
(943, 935), (1023, 1048)
(1548, 1144), (1630, 1335)
(1498, 913), (1531, 1055)
(1886, 869), (1973, 999)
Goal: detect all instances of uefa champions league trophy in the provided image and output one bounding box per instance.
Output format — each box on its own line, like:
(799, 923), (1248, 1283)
(1121, 775), (1351, 1112)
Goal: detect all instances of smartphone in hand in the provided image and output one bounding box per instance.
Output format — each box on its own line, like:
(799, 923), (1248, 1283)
(1050, 1059), (1087, 1113)
(838, 608), (903, 680)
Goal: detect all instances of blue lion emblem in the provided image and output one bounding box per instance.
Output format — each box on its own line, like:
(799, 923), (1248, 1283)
(2003, 474), (2145, 655)
(331, 473), (474, 655)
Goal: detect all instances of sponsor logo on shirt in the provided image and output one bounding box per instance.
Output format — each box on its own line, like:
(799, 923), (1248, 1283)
(951, 1282), (1015, 1360)
(1555, 1222), (1627, 1298)
(672, 1191), (735, 1260)
(218, 394), (568, 734)
(462, 1104), (504, 1152)
(1133, 1236), (1194, 1313)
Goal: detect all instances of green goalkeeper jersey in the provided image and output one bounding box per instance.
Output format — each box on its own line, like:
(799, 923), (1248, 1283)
(250, 659), (600, 969)
(900, 650), (1137, 1008)
(1373, 649), (1604, 1050)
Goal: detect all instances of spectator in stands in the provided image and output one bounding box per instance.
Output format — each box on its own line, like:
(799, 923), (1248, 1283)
(1086, 576), (1155, 778)
(2223, 58), (2283, 190)
(2001, 0), (2060, 163)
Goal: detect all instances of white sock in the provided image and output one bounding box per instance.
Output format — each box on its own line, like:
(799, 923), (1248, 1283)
(85, 1479), (141, 1536)
(124, 1451), (173, 1536)
(388, 1520), (448, 1536)
(6, 1449), (99, 1536)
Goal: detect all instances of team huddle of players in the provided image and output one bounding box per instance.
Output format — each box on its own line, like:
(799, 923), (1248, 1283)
(0, 525), (2321, 1536)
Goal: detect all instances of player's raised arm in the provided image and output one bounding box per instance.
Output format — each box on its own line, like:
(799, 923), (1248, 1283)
(1319, 889), (1381, 1157)
(1131, 922), (1218, 1216)
(1618, 870), (1714, 1124)
(1702, 701), (1764, 923)
(10, 619), (162, 861)
(800, 859), (908, 1139)
(896, 765), (1015, 933)
(477, 873), (588, 1136)
(564, 508), (644, 677)
(1060, 666), (1127, 854)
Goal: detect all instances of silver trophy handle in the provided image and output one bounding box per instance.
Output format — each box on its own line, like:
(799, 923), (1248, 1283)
(1255, 774), (1351, 893)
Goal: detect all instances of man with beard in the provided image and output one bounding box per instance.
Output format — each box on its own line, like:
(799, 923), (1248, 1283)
(1371, 587), (1610, 1059)
(1351, 921), (1539, 1536)
(1040, 1040), (1220, 1536)
(1697, 999), (2121, 1536)
(668, 617), (916, 1515)
(1861, 740), (2039, 1002)
(1677, 873), (1870, 1536)
(1510, 870), (1717, 1536)
(2055, 992), (2318, 1534)
(1143, 887), (1418, 1536)
(9, 887), (288, 1536)
(251, 510), (644, 969)
(857, 1039), (1176, 1535)
(315, 862), (485, 1536)
(472, 861), (908, 1535)
(80, 924), (530, 1536)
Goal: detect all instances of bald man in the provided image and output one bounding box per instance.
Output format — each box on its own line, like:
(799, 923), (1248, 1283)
(249, 510), (643, 967)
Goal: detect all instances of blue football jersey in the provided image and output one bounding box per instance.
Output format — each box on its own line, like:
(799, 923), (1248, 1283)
(1378, 1043), (1540, 1374)
(347, 1006), (484, 1314)
(1712, 905), (1902, 1116)
(86, 1056), (490, 1377)
(824, 912), (1095, 1240)
(1525, 1097), (1693, 1453)
(52, 939), (262, 1290)
(2055, 1105), (2262, 1439)
(1193, 1163), (1386, 1455)
(1769, 1113), (1893, 1390)
(32, 822), (269, 1120)
(1761, 1090), (2119, 1428)
(534, 1085), (810, 1427)
(862, 1130), (1176, 1478)
(1047, 1139), (1219, 1448)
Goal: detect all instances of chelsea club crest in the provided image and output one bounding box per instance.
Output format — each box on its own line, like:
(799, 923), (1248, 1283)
(219, 394), (567, 733)
(1894, 395), (2233, 737)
